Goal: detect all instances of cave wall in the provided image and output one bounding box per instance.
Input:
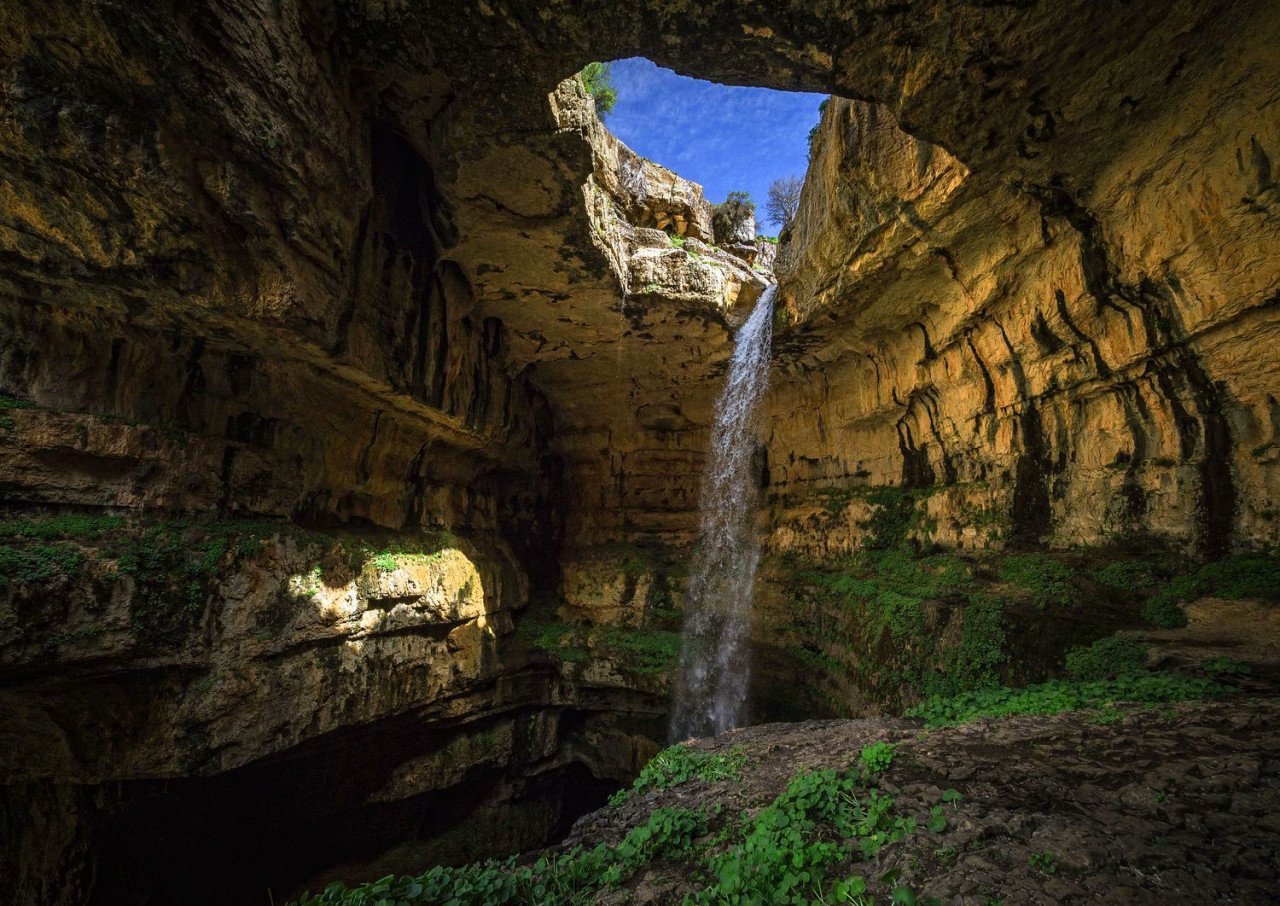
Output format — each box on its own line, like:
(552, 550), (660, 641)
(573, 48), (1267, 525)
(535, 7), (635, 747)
(767, 80), (1278, 556)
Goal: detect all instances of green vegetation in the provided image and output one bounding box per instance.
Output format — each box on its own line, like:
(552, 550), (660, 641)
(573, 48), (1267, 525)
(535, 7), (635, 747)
(579, 62), (617, 116)
(0, 513), (467, 642)
(997, 554), (1075, 609)
(609, 745), (745, 805)
(0, 393), (35, 429)
(600, 626), (681, 674)
(1140, 552), (1280, 628)
(712, 190), (755, 242)
(0, 544), (83, 584)
(858, 742), (895, 775)
(691, 768), (919, 904)
(808, 97), (832, 152)
(1063, 636), (1148, 681)
(1092, 560), (1160, 593)
(905, 672), (1234, 728)
(297, 804), (706, 905)
(1202, 656), (1251, 679)
(0, 514), (124, 540)
(295, 757), (942, 906)
(790, 539), (1007, 702)
(1028, 852), (1057, 875)
(519, 616), (681, 676)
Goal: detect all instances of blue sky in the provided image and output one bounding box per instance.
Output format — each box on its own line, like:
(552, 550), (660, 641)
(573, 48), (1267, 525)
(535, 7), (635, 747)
(603, 58), (826, 233)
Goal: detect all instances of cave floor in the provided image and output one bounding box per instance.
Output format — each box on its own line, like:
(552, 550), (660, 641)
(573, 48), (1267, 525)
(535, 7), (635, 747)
(568, 693), (1280, 904)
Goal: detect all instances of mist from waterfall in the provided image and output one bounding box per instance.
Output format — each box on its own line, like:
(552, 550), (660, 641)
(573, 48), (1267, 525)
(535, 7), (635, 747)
(670, 285), (776, 740)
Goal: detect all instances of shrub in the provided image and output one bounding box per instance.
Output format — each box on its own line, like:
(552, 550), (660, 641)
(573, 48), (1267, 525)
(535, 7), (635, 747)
(997, 554), (1075, 608)
(580, 62), (617, 117)
(1064, 636), (1148, 681)
(712, 190), (755, 243)
(0, 514), (124, 541)
(0, 543), (82, 584)
(1093, 560), (1158, 592)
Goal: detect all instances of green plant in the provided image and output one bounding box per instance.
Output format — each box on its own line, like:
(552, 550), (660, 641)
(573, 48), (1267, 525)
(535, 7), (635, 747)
(858, 742), (895, 775)
(1064, 636), (1148, 681)
(579, 61), (617, 116)
(599, 626), (681, 675)
(0, 514), (124, 540)
(293, 805), (706, 905)
(808, 97), (831, 151)
(997, 554), (1075, 609)
(906, 672), (1235, 728)
(0, 543), (83, 584)
(691, 767), (913, 904)
(609, 745), (745, 805)
(1142, 553), (1280, 628)
(1029, 851), (1057, 875)
(1201, 656), (1251, 678)
(1092, 706), (1123, 725)
(0, 393), (36, 429)
(1093, 560), (1158, 592)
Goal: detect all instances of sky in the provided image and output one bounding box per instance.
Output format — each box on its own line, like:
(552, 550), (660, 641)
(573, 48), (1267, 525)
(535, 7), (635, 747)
(603, 58), (826, 233)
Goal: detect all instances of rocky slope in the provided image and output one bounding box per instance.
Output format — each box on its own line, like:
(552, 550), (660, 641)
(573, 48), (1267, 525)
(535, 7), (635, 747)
(564, 692), (1280, 905)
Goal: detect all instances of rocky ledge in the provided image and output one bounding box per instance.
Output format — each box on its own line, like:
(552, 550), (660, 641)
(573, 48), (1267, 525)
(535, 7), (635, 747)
(302, 686), (1280, 905)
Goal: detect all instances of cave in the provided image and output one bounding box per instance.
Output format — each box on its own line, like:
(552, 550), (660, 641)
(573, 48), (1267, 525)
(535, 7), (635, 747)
(1, 1), (1278, 904)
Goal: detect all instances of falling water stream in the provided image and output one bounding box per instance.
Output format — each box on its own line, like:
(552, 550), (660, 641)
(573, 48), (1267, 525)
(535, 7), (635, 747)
(670, 285), (776, 740)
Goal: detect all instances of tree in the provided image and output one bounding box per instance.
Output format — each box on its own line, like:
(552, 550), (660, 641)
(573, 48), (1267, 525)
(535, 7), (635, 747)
(766, 175), (804, 230)
(712, 190), (756, 243)
(580, 62), (618, 118)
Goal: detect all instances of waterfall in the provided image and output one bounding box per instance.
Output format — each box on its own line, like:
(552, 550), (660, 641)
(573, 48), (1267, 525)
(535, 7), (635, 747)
(670, 284), (776, 740)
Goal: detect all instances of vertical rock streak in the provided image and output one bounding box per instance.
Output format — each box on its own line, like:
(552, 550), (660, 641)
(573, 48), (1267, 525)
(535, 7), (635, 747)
(671, 286), (776, 739)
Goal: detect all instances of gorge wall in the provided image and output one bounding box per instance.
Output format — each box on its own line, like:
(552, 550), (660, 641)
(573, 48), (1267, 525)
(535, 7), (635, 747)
(0, 0), (1277, 903)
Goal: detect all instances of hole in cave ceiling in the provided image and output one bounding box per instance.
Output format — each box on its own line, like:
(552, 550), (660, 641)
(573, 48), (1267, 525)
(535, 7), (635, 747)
(592, 57), (827, 238)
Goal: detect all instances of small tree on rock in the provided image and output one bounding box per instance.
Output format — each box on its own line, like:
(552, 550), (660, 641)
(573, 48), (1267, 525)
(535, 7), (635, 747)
(580, 62), (618, 117)
(766, 175), (804, 230)
(712, 190), (756, 244)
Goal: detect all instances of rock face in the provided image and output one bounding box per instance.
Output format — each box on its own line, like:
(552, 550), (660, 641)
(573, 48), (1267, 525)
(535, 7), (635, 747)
(0, 0), (1277, 902)
(768, 91), (1280, 555)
